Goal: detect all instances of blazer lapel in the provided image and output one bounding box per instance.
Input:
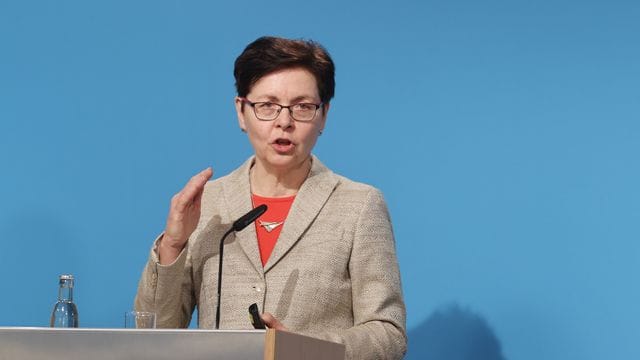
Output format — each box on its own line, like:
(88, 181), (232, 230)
(264, 156), (339, 273)
(221, 157), (265, 277)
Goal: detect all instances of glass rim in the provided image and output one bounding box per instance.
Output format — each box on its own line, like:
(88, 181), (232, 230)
(125, 310), (155, 316)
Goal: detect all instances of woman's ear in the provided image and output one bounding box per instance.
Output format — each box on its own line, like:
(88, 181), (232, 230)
(318, 102), (330, 133)
(322, 102), (331, 116)
(235, 97), (247, 132)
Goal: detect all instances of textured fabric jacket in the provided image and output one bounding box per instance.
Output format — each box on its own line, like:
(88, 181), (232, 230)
(135, 156), (407, 359)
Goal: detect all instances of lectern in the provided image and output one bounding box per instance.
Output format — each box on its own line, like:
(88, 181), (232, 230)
(0, 327), (345, 360)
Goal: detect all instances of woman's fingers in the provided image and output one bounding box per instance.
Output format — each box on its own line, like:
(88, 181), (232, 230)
(261, 312), (288, 331)
(163, 167), (213, 245)
(160, 167), (213, 265)
(175, 167), (213, 211)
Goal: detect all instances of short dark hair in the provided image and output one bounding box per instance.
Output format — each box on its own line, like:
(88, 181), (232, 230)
(234, 36), (335, 103)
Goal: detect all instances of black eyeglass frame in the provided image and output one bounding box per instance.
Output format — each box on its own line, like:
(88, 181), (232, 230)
(239, 97), (323, 122)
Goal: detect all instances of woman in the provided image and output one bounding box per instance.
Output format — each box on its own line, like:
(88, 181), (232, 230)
(135, 36), (406, 359)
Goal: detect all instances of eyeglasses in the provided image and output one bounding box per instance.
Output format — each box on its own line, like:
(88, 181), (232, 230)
(239, 98), (323, 122)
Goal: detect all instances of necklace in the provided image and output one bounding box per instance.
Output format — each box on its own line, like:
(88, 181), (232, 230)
(250, 163), (295, 234)
(259, 220), (284, 232)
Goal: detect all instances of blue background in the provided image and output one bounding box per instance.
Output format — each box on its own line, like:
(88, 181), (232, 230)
(1, 1), (639, 359)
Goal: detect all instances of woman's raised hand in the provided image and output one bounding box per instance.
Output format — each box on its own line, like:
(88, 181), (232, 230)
(158, 167), (213, 265)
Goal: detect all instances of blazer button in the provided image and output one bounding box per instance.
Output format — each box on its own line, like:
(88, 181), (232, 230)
(253, 284), (263, 293)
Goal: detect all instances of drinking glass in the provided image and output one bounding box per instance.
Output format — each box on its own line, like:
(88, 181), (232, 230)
(124, 311), (156, 329)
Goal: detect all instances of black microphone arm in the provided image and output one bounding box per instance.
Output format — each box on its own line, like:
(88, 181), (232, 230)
(215, 204), (267, 329)
(233, 204), (268, 232)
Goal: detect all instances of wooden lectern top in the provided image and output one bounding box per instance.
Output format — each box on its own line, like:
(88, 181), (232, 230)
(0, 327), (345, 360)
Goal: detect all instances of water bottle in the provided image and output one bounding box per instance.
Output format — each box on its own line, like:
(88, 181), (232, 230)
(50, 274), (79, 327)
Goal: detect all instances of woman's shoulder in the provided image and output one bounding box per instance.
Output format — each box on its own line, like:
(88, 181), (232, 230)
(322, 167), (387, 206)
(323, 172), (392, 227)
(334, 173), (380, 194)
(333, 177), (389, 215)
(312, 156), (381, 193)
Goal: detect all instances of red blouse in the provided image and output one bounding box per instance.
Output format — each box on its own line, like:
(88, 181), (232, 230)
(251, 194), (296, 267)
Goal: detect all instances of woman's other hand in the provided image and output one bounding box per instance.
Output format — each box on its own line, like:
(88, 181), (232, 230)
(261, 312), (288, 331)
(159, 167), (213, 264)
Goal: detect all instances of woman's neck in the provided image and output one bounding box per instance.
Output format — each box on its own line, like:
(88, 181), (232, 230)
(250, 157), (311, 197)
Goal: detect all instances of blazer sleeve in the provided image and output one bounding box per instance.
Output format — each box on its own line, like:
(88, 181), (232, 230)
(317, 188), (407, 360)
(134, 235), (195, 328)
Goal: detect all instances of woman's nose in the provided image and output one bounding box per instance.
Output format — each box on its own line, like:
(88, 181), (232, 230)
(275, 108), (294, 129)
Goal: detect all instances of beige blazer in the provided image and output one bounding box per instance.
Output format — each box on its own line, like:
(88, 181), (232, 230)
(135, 156), (406, 359)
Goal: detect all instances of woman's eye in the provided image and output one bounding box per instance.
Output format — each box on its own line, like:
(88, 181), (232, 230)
(295, 103), (315, 111)
(257, 102), (277, 110)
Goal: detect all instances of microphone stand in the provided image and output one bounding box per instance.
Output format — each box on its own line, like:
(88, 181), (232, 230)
(215, 228), (234, 330)
(215, 204), (267, 329)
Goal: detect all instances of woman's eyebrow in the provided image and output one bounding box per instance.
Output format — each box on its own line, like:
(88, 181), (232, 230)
(253, 94), (317, 103)
(289, 95), (317, 103)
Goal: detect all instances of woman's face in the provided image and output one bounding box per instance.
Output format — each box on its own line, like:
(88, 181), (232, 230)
(235, 67), (328, 172)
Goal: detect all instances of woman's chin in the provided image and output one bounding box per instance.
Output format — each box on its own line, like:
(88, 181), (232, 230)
(259, 153), (309, 171)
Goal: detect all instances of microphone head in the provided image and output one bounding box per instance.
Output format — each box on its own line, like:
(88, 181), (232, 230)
(232, 204), (268, 232)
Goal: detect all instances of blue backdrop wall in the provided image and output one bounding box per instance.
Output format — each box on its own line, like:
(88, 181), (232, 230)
(1, 1), (639, 359)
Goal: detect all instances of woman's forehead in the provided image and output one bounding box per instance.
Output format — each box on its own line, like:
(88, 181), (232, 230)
(248, 68), (320, 100)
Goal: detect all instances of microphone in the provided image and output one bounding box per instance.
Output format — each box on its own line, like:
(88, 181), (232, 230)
(215, 204), (268, 329)
(232, 204), (267, 231)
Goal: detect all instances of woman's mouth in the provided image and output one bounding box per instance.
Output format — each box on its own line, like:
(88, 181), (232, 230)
(272, 138), (295, 153)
